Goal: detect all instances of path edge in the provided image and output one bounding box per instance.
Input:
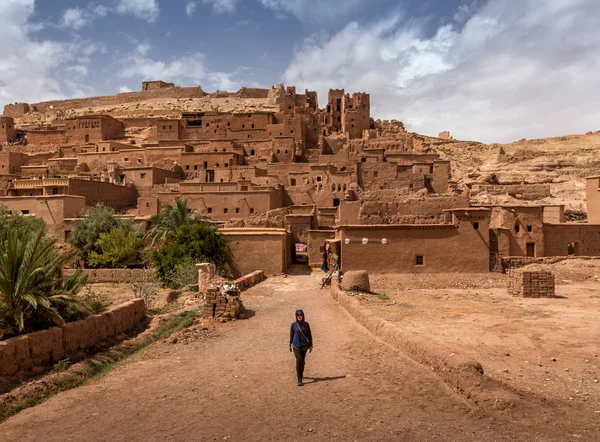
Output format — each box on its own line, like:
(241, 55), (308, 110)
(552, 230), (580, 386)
(330, 277), (528, 408)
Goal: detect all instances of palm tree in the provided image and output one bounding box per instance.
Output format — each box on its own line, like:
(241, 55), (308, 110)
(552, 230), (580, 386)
(0, 225), (87, 337)
(146, 198), (205, 246)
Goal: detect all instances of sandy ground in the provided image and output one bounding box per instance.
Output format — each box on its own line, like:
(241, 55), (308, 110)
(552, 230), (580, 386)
(1, 270), (599, 441)
(367, 262), (600, 411)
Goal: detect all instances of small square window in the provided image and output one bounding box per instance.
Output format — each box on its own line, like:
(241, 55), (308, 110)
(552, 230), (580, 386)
(250, 208), (254, 214)
(473, 222), (479, 230)
(145, 202), (150, 208)
(224, 163), (228, 167)
(207, 208), (213, 214)
(527, 225), (533, 232)
(124, 157), (129, 162)
(140, 173), (146, 179)
(236, 208), (240, 213)
(252, 124), (255, 129)
(224, 208), (228, 214)
(361, 158), (366, 163)
(515, 224), (520, 233)
(316, 176), (322, 182)
(415, 255), (424, 266)
(194, 165), (198, 170)
(290, 178), (296, 186)
(185, 165), (190, 170)
(242, 124), (245, 129)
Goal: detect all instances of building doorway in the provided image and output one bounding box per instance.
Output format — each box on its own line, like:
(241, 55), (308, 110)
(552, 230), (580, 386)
(568, 242), (578, 256)
(526, 242), (536, 257)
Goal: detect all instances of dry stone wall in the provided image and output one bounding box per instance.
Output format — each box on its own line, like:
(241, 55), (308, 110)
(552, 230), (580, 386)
(63, 268), (154, 283)
(0, 299), (146, 377)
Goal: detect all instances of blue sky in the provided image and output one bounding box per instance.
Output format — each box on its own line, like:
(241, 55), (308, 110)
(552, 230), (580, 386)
(1, 0), (599, 143)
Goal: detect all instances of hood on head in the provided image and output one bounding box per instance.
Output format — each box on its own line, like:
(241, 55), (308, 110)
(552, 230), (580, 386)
(295, 309), (305, 321)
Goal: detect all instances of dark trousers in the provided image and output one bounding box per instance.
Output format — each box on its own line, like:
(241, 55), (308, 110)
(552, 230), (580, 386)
(293, 347), (308, 379)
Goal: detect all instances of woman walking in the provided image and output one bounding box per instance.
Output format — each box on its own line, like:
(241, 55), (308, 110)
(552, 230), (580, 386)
(289, 309), (313, 386)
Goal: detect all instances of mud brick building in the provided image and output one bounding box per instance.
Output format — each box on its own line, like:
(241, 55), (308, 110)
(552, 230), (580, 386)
(2, 81), (600, 274)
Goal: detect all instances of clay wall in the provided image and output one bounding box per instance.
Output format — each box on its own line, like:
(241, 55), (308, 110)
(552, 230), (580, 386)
(156, 120), (180, 140)
(359, 193), (471, 224)
(490, 207), (544, 257)
(0, 299), (146, 377)
(156, 188), (282, 221)
(143, 147), (182, 170)
(26, 129), (66, 146)
(118, 167), (181, 188)
(3, 103), (30, 118)
(1, 117), (16, 143)
(221, 228), (290, 276)
(179, 114), (230, 140)
(77, 149), (147, 173)
(431, 161), (450, 193)
(137, 196), (160, 216)
(142, 80), (174, 91)
(586, 177), (600, 223)
(543, 224), (600, 256)
(342, 93), (370, 139)
(0, 195), (86, 239)
(65, 179), (136, 209)
(63, 268), (154, 283)
(64, 116), (125, 144)
(272, 137), (295, 163)
(229, 113), (272, 131)
(307, 229), (336, 266)
(338, 209), (490, 273)
(0, 151), (28, 174)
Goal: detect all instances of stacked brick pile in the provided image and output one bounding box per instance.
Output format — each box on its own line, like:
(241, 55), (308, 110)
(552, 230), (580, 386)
(201, 286), (246, 322)
(507, 269), (555, 298)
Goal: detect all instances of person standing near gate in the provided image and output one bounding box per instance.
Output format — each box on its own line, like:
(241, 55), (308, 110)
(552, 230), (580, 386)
(289, 309), (313, 386)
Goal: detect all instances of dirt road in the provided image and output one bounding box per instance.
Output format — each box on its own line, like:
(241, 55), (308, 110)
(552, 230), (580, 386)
(0, 273), (592, 441)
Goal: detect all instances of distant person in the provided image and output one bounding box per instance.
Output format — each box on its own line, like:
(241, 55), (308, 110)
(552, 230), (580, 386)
(289, 309), (313, 386)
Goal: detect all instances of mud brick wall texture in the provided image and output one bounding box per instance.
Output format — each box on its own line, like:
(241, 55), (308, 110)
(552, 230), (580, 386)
(507, 269), (555, 298)
(0, 299), (146, 377)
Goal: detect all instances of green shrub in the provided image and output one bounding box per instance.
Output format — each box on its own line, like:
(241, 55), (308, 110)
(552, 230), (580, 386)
(69, 205), (136, 266)
(88, 227), (144, 268)
(151, 222), (230, 286)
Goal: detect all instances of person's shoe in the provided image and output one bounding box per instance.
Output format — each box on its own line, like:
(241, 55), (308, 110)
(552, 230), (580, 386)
(297, 377), (303, 386)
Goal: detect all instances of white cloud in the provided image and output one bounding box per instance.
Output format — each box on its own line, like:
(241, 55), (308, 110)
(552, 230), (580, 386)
(259, 0), (368, 25)
(283, 0), (600, 143)
(115, 0), (159, 22)
(60, 8), (89, 30)
(60, 4), (109, 30)
(117, 48), (247, 91)
(186, 1), (197, 17)
(203, 0), (237, 14)
(0, 0), (102, 106)
(119, 85), (133, 93)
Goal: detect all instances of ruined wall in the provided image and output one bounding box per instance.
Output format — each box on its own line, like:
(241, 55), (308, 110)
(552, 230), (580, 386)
(339, 210), (490, 273)
(221, 228), (290, 276)
(3, 102), (30, 118)
(0, 299), (146, 377)
(66, 179), (137, 209)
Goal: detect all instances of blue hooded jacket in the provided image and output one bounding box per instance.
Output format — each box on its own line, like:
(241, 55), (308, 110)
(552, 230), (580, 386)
(290, 309), (312, 349)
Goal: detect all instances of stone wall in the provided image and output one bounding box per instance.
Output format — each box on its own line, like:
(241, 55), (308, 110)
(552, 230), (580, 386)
(0, 299), (146, 377)
(507, 269), (555, 298)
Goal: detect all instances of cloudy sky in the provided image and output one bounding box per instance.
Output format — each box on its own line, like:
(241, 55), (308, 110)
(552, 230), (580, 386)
(1, 0), (599, 143)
